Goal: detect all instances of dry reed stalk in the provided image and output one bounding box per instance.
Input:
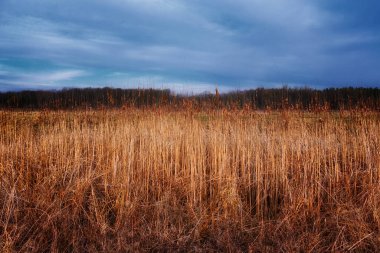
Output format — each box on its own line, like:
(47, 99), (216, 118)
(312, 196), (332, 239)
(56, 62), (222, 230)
(0, 109), (379, 252)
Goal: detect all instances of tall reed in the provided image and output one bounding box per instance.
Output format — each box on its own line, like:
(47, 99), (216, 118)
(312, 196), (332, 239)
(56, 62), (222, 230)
(0, 109), (379, 252)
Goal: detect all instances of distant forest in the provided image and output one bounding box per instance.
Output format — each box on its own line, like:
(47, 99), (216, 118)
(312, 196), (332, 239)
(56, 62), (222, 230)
(0, 87), (379, 110)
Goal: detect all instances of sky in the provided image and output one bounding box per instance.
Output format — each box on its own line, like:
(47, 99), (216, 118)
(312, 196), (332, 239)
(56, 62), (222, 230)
(0, 0), (379, 93)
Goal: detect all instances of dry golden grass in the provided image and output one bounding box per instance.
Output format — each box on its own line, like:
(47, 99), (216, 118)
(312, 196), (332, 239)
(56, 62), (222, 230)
(1, 109), (380, 252)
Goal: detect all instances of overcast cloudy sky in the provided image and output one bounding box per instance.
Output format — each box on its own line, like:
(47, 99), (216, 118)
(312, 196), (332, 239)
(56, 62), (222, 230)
(0, 0), (379, 92)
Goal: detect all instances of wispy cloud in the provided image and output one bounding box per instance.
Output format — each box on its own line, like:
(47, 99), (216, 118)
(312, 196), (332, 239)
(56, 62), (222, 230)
(0, 0), (379, 91)
(0, 69), (87, 90)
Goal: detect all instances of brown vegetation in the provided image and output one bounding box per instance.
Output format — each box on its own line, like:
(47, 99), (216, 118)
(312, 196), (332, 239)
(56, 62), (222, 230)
(1, 109), (380, 252)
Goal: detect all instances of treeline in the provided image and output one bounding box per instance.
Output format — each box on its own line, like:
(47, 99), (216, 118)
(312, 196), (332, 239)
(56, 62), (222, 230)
(0, 87), (379, 110)
(218, 87), (380, 110)
(0, 88), (171, 109)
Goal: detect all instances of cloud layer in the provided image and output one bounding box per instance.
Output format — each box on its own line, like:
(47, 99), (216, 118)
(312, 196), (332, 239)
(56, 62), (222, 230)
(0, 0), (379, 91)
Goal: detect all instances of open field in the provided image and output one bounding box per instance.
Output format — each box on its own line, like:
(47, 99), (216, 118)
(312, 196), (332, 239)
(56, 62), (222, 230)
(1, 109), (380, 252)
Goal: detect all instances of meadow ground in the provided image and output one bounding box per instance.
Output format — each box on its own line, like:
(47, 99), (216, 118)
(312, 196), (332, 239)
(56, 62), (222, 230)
(1, 109), (380, 252)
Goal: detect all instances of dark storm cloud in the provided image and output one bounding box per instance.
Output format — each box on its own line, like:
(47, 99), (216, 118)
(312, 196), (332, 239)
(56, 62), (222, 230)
(0, 0), (379, 91)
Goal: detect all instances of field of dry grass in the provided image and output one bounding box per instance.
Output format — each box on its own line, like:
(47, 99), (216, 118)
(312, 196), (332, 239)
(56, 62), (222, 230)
(1, 109), (380, 252)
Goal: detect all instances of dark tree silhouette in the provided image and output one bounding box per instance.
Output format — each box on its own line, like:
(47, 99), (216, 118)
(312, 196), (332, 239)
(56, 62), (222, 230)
(0, 87), (379, 110)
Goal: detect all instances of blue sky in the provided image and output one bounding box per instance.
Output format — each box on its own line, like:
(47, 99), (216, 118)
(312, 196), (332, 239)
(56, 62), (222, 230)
(0, 0), (379, 92)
